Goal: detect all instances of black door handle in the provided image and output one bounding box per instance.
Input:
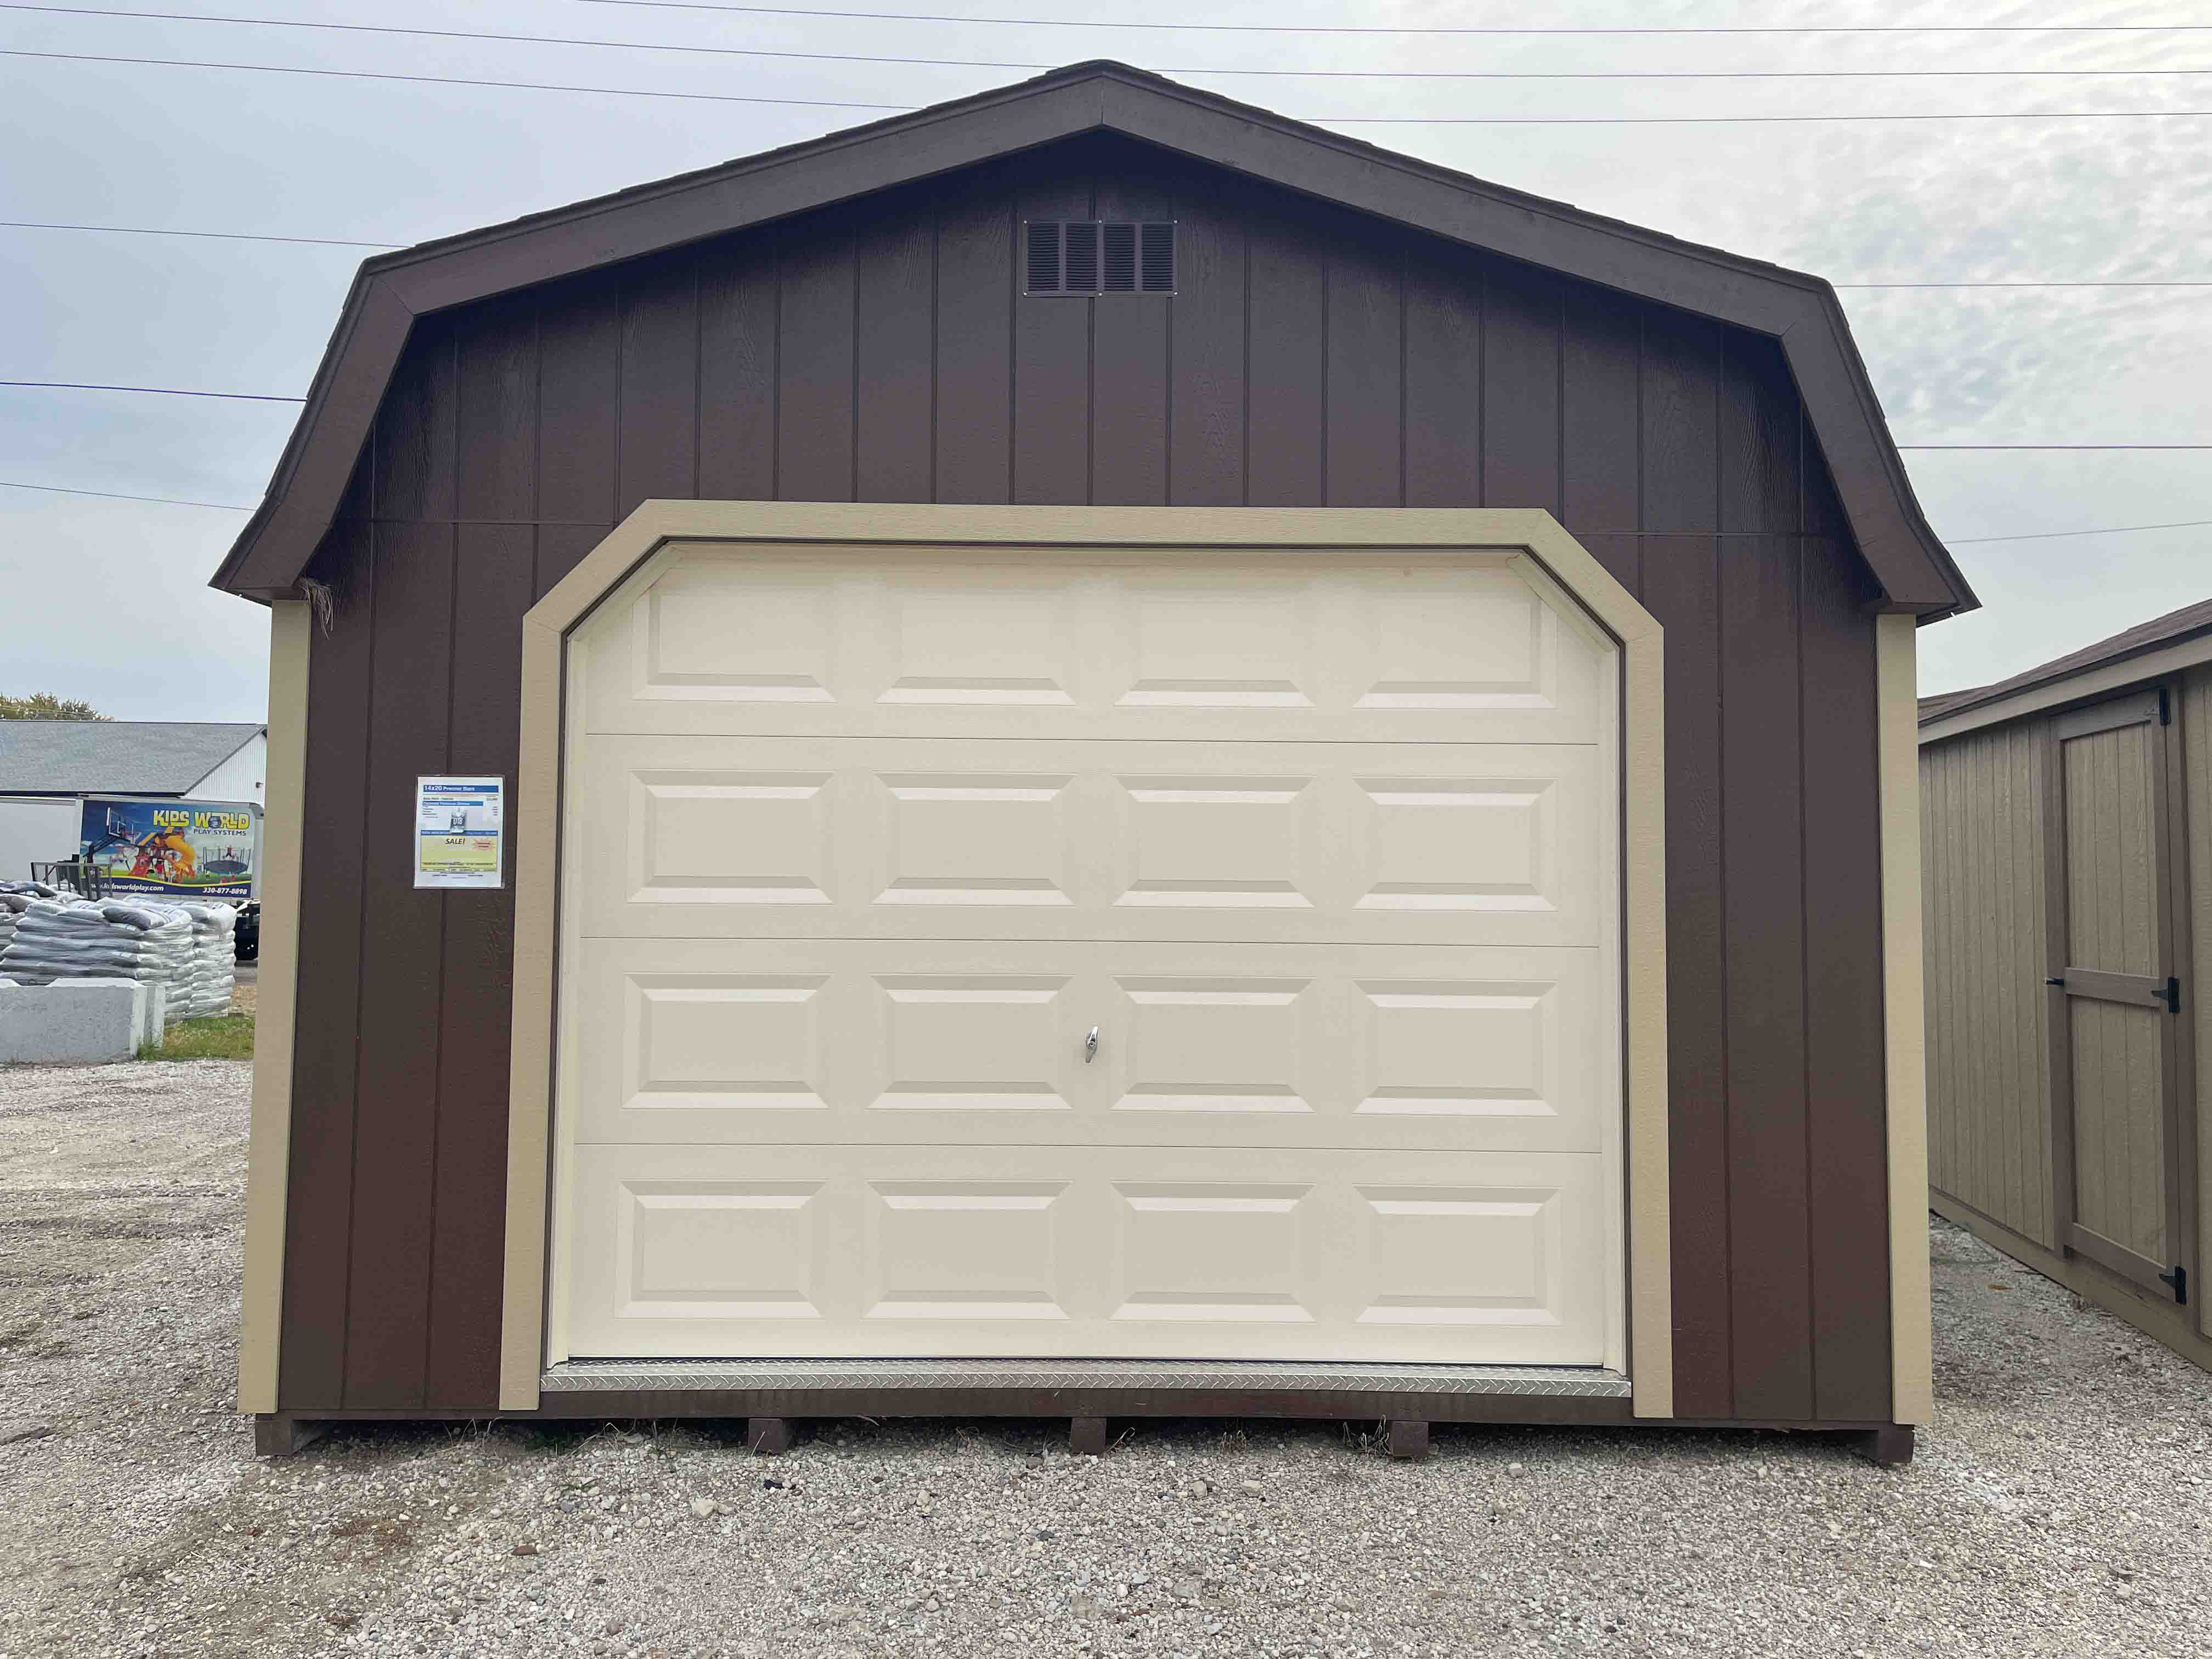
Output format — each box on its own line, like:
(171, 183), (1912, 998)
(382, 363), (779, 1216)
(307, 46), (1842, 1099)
(2045, 976), (2066, 986)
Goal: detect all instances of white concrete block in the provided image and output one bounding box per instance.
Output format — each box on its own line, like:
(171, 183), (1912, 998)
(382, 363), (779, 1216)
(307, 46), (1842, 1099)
(51, 978), (159, 1050)
(0, 980), (148, 1064)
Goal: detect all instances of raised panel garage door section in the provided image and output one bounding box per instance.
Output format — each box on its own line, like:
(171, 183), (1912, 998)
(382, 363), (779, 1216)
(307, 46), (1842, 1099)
(551, 544), (1623, 1367)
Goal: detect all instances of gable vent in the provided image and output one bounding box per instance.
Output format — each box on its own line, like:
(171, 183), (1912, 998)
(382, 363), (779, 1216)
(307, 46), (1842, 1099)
(1024, 221), (1175, 295)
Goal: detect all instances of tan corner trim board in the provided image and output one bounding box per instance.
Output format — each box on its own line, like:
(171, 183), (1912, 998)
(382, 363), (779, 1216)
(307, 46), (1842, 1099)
(499, 614), (566, 1410)
(496, 502), (1671, 1415)
(236, 600), (312, 1415)
(1877, 613), (1935, 1425)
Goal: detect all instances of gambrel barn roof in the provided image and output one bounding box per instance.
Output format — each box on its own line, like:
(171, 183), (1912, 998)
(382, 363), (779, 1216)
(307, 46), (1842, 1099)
(208, 60), (1975, 617)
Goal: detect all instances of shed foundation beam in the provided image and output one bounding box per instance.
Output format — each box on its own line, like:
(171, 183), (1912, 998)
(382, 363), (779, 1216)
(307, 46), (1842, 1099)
(253, 1414), (328, 1458)
(1068, 1416), (1109, 1456)
(1385, 1420), (1430, 1460)
(1852, 1425), (1915, 1468)
(747, 1418), (792, 1455)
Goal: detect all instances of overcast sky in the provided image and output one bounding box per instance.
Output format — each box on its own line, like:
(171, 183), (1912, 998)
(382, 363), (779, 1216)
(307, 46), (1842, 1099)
(3, 0), (2208, 720)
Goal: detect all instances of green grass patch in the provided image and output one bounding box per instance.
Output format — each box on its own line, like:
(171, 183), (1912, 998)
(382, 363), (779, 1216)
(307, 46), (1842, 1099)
(142, 1012), (255, 1062)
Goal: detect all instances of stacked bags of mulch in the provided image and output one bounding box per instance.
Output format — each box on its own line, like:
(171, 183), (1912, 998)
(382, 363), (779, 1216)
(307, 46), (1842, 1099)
(0, 899), (194, 1024)
(173, 903), (239, 1019)
(0, 890), (31, 960)
(0, 884), (66, 983)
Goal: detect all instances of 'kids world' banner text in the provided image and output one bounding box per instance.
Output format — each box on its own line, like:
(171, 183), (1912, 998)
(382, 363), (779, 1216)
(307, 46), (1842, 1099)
(81, 798), (258, 899)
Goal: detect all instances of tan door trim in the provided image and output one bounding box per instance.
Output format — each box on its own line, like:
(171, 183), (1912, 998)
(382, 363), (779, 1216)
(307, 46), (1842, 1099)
(498, 502), (1671, 1415)
(1876, 614), (1934, 1425)
(237, 600), (311, 1415)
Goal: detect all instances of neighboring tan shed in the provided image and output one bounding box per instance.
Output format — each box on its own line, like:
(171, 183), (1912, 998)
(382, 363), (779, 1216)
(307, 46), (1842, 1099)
(1920, 598), (2212, 1369)
(212, 64), (1974, 1460)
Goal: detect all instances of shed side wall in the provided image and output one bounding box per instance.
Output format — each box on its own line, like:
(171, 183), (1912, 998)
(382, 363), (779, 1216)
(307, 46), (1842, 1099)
(280, 133), (1894, 1423)
(1920, 719), (2057, 1247)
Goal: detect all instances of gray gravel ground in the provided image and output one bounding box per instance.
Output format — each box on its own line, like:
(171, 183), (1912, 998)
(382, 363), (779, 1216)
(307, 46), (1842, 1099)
(3, 1058), (2210, 1658)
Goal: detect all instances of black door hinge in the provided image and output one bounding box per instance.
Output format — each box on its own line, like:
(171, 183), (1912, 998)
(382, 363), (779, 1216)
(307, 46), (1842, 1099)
(2160, 1263), (2187, 1305)
(2159, 687), (2172, 725)
(2164, 976), (2183, 1015)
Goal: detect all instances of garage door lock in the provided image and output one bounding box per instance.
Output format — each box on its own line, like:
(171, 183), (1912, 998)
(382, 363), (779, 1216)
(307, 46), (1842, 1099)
(1085, 1026), (1099, 1063)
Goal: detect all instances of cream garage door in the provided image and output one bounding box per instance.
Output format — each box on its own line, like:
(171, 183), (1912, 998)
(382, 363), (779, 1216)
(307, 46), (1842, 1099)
(550, 542), (1623, 1368)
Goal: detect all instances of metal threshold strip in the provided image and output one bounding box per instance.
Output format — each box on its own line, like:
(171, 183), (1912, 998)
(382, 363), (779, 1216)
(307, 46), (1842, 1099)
(542, 1358), (1631, 1398)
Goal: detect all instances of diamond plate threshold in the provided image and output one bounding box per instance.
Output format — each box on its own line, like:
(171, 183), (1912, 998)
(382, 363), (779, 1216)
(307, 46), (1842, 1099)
(541, 1358), (1631, 1398)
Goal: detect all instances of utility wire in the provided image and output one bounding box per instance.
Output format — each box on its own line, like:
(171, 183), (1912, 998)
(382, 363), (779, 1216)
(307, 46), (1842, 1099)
(0, 49), (910, 108)
(0, 379), (303, 402)
(1840, 280), (2212, 289)
(566, 0), (2212, 37)
(6, 477), (2205, 551)
(8, 5), (2212, 81)
(13, 48), (2212, 121)
(0, 478), (252, 509)
(11, 221), (2212, 300)
(1899, 443), (2212, 450)
(5, 219), (2207, 289)
(8, 379), (2212, 450)
(0, 217), (395, 249)
(1947, 517), (2212, 544)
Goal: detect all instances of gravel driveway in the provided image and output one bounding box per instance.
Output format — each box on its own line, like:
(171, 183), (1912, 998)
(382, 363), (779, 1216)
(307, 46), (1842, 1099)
(3, 1059), (2209, 1658)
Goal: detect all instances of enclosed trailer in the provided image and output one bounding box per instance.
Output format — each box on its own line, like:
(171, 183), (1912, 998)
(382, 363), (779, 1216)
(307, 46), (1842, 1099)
(218, 64), (1974, 1460)
(1920, 599), (2211, 1370)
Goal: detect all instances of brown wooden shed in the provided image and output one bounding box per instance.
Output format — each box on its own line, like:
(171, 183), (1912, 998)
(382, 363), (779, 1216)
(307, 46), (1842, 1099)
(1920, 599), (2212, 1370)
(217, 64), (1974, 1462)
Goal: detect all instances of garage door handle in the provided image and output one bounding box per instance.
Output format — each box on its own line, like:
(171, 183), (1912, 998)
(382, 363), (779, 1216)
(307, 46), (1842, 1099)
(1085, 1026), (1099, 1063)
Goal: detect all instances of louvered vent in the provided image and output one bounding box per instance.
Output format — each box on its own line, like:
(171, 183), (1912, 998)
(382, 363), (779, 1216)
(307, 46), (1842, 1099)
(1024, 220), (1060, 295)
(1023, 221), (1175, 295)
(1102, 222), (1137, 291)
(1140, 222), (1174, 294)
(1065, 221), (1100, 295)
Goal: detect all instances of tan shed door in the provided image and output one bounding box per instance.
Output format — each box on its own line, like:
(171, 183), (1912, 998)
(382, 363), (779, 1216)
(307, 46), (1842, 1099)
(2053, 690), (2192, 1303)
(549, 543), (1623, 1367)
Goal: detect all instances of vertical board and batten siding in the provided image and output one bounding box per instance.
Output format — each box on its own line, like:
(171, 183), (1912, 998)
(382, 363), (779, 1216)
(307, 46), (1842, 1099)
(1919, 724), (2056, 1248)
(284, 132), (1894, 1421)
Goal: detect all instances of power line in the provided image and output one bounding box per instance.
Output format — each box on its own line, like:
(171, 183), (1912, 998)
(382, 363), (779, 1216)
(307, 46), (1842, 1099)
(1839, 280), (2212, 290)
(568, 0), (2212, 37)
(0, 478), (252, 509)
(1329, 109), (2212, 125)
(5, 475), (2205, 551)
(1898, 443), (2212, 451)
(13, 48), (2212, 122)
(5, 219), (2206, 288)
(0, 49), (908, 108)
(8, 377), (2212, 453)
(0, 217), (396, 249)
(0, 379), (303, 403)
(8, 5), (2211, 81)
(1946, 517), (2212, 544)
